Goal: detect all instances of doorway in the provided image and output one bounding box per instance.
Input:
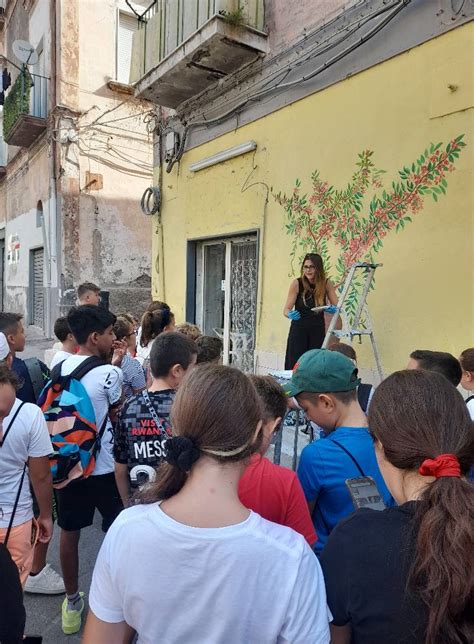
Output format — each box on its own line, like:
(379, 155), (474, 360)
(194, 234), (258, 372)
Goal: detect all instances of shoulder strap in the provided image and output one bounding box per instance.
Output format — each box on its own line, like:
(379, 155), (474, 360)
(50, 360), (65, 385)
(24, 358), (46, 402)
(69, 356), (106, 382)
(1, 401), (28, 548)
(4, 464), (27, 548)
(466, 395), (474, 404)
(69, 357), (109, 441)
(0, 402), (26, 447)
(3, 463), (26, 548)
(142, 389), (162, 427)
(48, 356), (105, 387)
(329, 438), (365, 477)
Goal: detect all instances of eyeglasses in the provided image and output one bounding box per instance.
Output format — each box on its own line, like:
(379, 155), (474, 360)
(303, 264), (315, 270)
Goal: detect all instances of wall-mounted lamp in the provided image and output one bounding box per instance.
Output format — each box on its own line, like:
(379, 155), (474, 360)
(189, 140), (257, 173)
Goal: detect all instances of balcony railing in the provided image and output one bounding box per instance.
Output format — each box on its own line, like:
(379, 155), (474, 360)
(3, 71), (48, 147)
(131, 0), (267, 108)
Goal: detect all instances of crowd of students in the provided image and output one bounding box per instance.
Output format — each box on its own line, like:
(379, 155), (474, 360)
(0, 280), (473, 643)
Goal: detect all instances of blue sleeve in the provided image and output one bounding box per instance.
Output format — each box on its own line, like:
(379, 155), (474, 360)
(297, 444), (322, 503)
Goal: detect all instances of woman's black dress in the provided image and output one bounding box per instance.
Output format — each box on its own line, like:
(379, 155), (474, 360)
(284, 278), (325, 369)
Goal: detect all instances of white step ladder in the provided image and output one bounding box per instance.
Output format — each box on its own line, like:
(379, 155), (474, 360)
(321, 262), (383, 382)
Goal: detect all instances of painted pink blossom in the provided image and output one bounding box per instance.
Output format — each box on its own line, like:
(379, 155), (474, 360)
(273, 136), (467, 318)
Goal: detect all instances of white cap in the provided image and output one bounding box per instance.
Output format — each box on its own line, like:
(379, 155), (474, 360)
(0, 332), (10, 361)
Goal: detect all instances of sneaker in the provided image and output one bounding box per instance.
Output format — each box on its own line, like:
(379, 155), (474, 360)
(25, 564), (65, 595)
(61, 593), (85, 635)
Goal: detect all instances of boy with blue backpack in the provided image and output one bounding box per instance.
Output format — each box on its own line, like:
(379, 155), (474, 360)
(40, 306), (124, 635)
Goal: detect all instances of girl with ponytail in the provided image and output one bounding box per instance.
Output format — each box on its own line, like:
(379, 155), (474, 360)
(84, 366), (331, 643)
(321, 369), (474, 644)
(135, 301), (175, 367)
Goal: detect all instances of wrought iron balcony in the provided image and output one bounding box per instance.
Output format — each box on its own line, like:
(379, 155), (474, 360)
(131, 0), (267, 108)
(3, 71), (48, 148)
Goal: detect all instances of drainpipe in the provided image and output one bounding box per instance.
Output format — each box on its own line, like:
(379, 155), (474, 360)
(155, 107), (165, 300)
(51, 0), (62, 331)
(43, 0), (59, 338)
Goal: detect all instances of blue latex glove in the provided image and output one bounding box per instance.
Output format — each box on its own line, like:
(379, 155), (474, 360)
(325, 305), (338, 314)
(287, 310), (301, 321)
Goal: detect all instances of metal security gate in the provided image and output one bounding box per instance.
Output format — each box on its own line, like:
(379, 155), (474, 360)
(30, 248), (44, 328)
(195, 234), (258, 372)
(230, 240), (257, 373)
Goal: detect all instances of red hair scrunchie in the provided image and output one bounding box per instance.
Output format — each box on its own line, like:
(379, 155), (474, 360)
(418, 453), (461, 479)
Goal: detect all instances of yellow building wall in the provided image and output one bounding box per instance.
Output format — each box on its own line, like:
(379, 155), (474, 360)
(153, 23), (474, 376)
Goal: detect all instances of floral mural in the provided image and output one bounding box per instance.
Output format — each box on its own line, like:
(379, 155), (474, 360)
(273, 135), (466, 318)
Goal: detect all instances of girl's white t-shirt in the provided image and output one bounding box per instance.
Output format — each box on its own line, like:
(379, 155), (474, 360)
(135, 328), (153, 367)
(89, 504), (331, 644)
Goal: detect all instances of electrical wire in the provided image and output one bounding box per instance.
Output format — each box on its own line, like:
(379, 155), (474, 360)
(88, 137), (153, 157)
(83, 141), (152, 170)
(77, 144), (152, 177)
(89, 124), (151, 142)
(166, 0), (410, 173)
(78, 109), (153, 132)
(180, 0), (395, 119)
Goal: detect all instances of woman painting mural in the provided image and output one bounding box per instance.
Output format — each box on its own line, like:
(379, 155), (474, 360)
(283, 253), (338, 369)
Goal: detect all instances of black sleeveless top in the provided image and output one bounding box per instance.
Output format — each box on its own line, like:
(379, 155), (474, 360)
(295, 278), (324, 319)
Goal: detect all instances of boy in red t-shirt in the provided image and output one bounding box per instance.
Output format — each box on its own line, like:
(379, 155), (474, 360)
(239, 376), (317, 547)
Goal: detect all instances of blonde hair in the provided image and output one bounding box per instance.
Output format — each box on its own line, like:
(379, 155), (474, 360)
(175, 323), (201, 342)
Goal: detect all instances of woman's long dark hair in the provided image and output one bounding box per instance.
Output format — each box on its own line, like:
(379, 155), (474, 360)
(300, 253), (326, 306)
(369, 370), (474, 644)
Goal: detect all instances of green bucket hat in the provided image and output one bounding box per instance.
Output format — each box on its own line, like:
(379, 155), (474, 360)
(285, 349), (361, 398)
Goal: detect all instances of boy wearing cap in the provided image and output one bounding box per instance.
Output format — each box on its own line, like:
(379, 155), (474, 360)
(287, 349), (393, 554)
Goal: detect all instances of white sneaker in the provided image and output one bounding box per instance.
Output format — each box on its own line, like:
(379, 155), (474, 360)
(25, 564), (65, 595)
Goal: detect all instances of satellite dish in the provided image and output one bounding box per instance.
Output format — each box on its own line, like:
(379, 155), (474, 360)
(12, 40), (39, 65)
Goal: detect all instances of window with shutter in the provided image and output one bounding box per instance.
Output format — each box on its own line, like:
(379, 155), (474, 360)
(30, 248), (44, 328)
(117, 11), (138, 84)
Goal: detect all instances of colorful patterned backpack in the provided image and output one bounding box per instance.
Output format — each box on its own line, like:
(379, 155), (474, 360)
(38, 356), (107, 489)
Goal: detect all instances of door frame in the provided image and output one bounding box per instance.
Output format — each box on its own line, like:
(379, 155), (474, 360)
(186, 229), (260, 367)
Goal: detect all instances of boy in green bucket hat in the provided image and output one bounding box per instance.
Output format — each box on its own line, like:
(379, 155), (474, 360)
(287, 349), (393, 554)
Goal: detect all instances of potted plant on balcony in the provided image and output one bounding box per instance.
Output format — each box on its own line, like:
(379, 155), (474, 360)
(3, 71), (31, 143)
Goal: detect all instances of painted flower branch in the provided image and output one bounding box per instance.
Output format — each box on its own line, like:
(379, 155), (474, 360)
(273, 135), (466, 317)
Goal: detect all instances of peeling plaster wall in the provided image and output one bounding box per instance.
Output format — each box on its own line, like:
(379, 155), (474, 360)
(1, 0), (54, 321)
(2, 145), (51, 315)
(58, 0), (153, 313)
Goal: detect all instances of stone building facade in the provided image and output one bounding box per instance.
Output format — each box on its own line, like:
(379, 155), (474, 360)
(0, 0), (153, 333)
